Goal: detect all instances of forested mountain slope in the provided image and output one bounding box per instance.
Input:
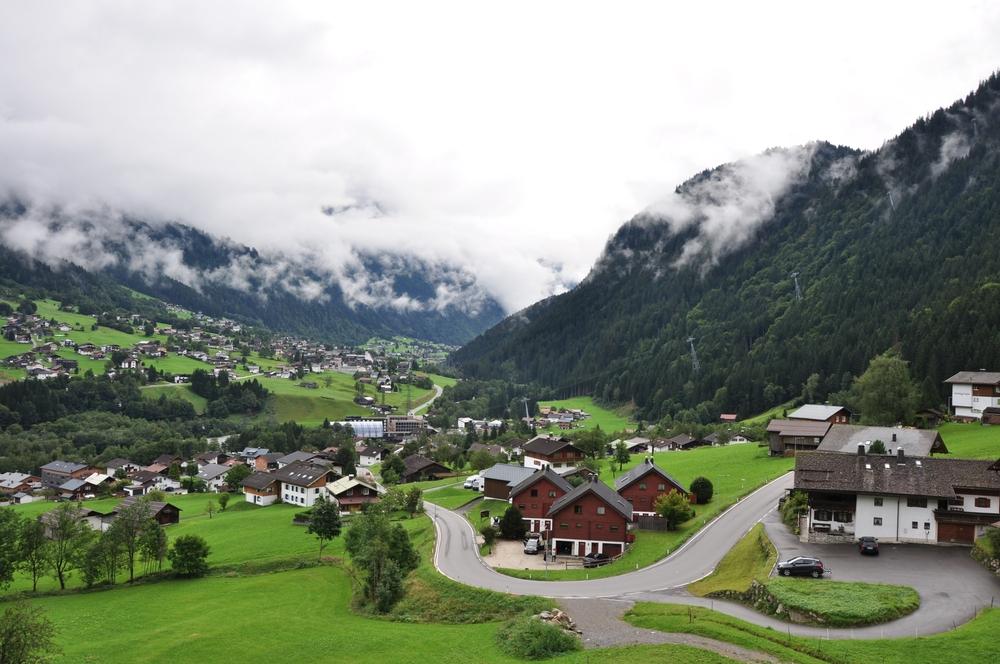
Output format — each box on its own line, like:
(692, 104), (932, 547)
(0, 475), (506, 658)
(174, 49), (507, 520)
(453, 73), (1000, 421)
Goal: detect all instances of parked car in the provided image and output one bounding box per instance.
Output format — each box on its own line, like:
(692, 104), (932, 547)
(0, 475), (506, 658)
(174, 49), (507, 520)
(857, 536), (879, 555)
(463, 476), (476, 489)
(775, 556), (827, 578)
(523, 536), (541, 555)
(582, 552), (611, 568)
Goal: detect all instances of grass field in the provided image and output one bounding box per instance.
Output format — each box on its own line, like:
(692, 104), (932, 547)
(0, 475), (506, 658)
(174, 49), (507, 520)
(538, 396), (632, 433)
(420, 372), (458, 388)
(937, 422), (1000, 459)
(688, 523), (776, 596)
(740, 400), (797, 427)
(766, 578), (920, 626)
(625, 603), (1000, 664)
(141, 384), (208, 414)
(497, 444), (792, 580)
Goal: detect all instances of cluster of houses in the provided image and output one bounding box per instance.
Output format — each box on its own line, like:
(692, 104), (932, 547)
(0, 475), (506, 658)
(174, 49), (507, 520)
(475, 435), (693, 557)
(784, 372), (1000, 547)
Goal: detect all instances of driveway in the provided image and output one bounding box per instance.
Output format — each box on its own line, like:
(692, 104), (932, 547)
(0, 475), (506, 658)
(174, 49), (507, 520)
(430, 471), (1000, 638)
(482, 540), (551, 571)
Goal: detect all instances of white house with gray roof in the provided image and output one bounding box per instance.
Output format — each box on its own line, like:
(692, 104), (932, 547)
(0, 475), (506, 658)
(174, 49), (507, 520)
(945, 370), (1000, 420)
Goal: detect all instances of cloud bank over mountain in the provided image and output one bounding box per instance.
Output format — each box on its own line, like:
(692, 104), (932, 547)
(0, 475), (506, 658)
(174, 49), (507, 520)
(1, 2), (999, 312)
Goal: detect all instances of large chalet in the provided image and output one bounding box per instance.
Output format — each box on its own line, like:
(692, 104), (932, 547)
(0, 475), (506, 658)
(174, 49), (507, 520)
(945, 370), (1000, 421)
(521, 435), (585, 472)
(509, 467), (573, 533)
(614, 458), (688, 517)
(794, 449), (1000, 545)
(546, 477), (633, 557)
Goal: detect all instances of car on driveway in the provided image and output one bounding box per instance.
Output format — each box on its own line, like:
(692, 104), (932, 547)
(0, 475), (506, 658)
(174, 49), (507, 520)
(776, 556), (827, 578)
(858, 536), (879, 555)
(523, 535), (541, 555)
(582, 552), (611, 568)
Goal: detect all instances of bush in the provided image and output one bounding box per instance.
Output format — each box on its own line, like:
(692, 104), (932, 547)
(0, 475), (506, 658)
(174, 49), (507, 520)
(168, 535), (211, 577)
(495, 616), (581, 660)
(689, 476), (714, 504)
(780, 491), (808, 532)
(653, 490), (695, 530)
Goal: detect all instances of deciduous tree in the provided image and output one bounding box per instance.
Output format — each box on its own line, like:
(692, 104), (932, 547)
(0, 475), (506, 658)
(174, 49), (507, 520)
(168, 535), (210, 577)
(653, 491), (695, 531)
(306, 497), (342, 560)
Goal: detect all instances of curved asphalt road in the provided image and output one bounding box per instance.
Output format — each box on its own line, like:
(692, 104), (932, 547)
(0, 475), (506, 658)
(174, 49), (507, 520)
(430, 471), (1000, 638)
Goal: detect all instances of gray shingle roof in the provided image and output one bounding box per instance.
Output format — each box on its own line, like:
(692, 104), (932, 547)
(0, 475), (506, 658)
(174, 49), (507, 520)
(815, 424), (947, 456)
(508, 467), (573, 497)
(273, 462), (334, 487)
(614, 458), (686, 494)
(788, 404), (848, 421)
(944, 371), (1000, 385)
(41, 460), (87, 474)
(197, 463), (231, 481)
(547, 478), (633, 521)
(242, 472), (279, 490)
(277, 451), (319, 466)
(480, 463), (536, 485)
(794, 451), (1000, 498)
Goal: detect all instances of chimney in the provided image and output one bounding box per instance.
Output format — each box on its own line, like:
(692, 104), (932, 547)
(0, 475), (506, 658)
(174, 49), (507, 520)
(891, 432), (897, 442)
(857, 443), (866, 456)
(897, 448), (904, 463)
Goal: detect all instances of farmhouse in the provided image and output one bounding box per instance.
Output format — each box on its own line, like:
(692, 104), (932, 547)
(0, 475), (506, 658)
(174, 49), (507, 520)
(274, 462), (337, 507)
(0, 472), (37, 496)
(794, 449), (1000, 545)
(521, 435), (585, 471)
(787, 404), (851, 424)
(547, 477), (632, 557)
(766, 419), (831, 456)
(662, 433), (709, 450)
(945, 370), (1000, 421)
(39, 460), (94, 490)
(620, 437), (652, 453)
(480, 463), (536, 500)
(276, 451), (321, 468)
(358, 445), (388, 466)
(103, 458), (142, 476)
(508, 467), (573, 533)
(815, 424), (947, 457)
(197, 464), (231, 492)
(400, 455), (451, 483)
(325, 475), (385, 514)
(116, 496), (182, 525)
(614, 458), (688, 517)
(242, 472), (280, 506)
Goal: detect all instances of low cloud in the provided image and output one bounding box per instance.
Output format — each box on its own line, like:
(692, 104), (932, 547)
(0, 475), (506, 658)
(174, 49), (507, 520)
(930, 131), (971, 177)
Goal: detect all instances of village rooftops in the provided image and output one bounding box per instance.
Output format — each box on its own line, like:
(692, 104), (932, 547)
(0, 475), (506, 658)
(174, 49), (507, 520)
(522, 435), (576, 456)
(787, 404), (849, 421)
(547, 477), (633, 521)
(794, 451), (1000, 499)
(614, 457), (685, 493)
(237, 447), (271, 459)
(402, 454), (443, 475)
(944, 371), (1000, 385)
(103, 458), (137, 469)
(765, 419), (832, 437)
(327, 475), (384, 496)
(40, 460), (88, 474)
(815, 424), (947, 456)
(197, 463), (230, 481)
(272, 462), (333, 487)
(276, 451), (320, 466)
(508, 467), (573, 497)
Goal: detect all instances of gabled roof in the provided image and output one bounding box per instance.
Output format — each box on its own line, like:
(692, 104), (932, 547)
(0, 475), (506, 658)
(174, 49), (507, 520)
(197, 463), (231, 481)
(242, 472), (279, 490)
(119, 495), (181, 515)
(103, 458), (137, 468)
(522, 436), (578, 456)
(58, 478), (88, 492)
(327, 475), (385, 496)
(614, 458), (686, 494)
(480, 463), (536, 485)
(815, 424), (947, 456)
(666, 433), (705, 448)
(273, 462), (334, 487)
(788, 404), (848, 421)
(277, 451), (320, 466)
(765, 419), (832, 437)
(547, 478), (633, 521)
(945, 371), (1000, 385)
(40, 460), (87, 474)
(402, 454), (449, 475)
(508, 467), (573, 498)
(794, 451), (1000, 499)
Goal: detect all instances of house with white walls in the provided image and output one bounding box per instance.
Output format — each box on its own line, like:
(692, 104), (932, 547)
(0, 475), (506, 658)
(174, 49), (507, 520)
(945, 371), (1000, 421)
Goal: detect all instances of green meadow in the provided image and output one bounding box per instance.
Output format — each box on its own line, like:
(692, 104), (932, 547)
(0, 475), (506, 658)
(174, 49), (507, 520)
(538, 396), (632, 433)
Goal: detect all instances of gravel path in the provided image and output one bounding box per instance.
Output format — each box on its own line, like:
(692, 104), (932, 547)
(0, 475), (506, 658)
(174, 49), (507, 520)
(558, 598), (779, 663)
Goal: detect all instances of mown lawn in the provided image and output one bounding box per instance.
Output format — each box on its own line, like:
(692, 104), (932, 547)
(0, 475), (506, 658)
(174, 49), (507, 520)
(688, 523), (776, 596)
(420, 372), (458, 388)
(497, 444), (792, 580)
(937, 422), (1000, 459)
(766, 578), (920, 627)
(538, 396), (632, 433)
(625, 603), (1000, 664)
(423, 485), (481, 510)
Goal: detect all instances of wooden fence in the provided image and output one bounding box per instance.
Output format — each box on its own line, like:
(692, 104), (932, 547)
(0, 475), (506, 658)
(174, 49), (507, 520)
(636, 515), (672, 531)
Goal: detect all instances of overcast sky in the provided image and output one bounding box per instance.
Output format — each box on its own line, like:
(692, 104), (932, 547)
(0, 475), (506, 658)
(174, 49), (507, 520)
(1, 2), (999, 312)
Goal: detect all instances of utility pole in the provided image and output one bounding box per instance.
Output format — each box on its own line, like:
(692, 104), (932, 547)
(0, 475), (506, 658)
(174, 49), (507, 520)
(790, 271), (803, 302)
(687, 337), (700, 373)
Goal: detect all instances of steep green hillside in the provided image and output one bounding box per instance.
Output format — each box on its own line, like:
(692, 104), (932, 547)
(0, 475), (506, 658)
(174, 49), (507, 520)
(454, 74), (1000, 421)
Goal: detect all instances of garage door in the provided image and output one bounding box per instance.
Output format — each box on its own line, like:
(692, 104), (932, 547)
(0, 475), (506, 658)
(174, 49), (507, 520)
(938, 522), (975, 544)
